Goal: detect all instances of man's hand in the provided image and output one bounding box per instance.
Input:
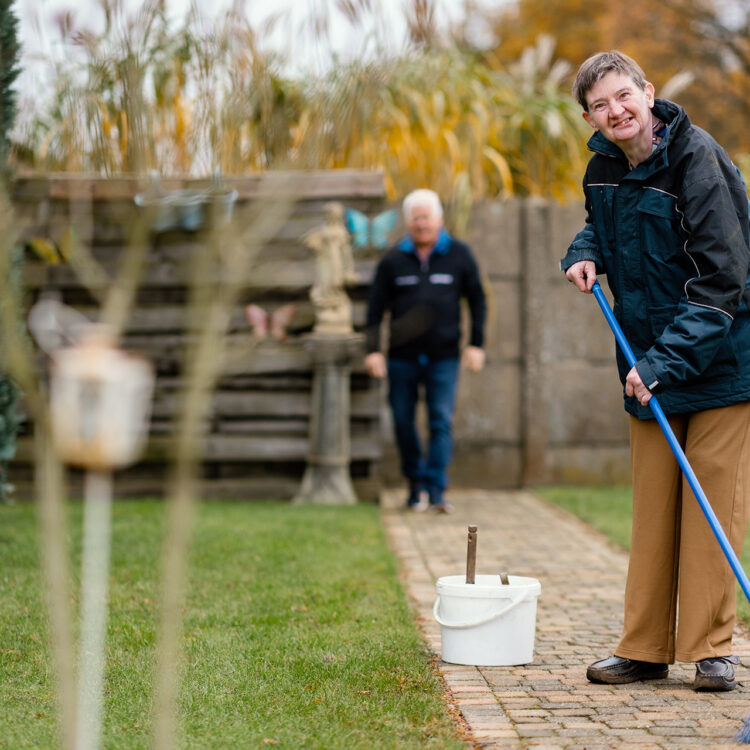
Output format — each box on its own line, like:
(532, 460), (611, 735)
(461, 346), (485, 372)
(365, 352), (387, 378)
(565, 260), (597, 293)
(625, 366), (652, 405)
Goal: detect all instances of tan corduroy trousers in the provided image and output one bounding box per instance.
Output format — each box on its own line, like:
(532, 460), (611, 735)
(615, 401), (750, 664)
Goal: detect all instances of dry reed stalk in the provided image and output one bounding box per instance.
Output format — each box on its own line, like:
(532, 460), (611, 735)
(150, 175), (296, 750)
(36, 429), (77, 750)
(0, 187), (77, 750)
(0, 163), (158, 748)
(19, 0), (590, 211)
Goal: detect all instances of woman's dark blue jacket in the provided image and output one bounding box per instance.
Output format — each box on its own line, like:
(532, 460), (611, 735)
(562, 98), (750, 418)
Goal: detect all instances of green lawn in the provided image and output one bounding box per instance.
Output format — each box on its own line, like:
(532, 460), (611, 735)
(534, 485), (750, 625)
(0, 501), (466, 749)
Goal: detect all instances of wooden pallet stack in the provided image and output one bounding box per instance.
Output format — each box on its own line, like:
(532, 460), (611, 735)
(10, 171), (391, 500)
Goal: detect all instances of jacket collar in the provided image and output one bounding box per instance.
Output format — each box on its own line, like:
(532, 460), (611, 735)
(397, 228), (452, 255)
(586, 98), (687, 175)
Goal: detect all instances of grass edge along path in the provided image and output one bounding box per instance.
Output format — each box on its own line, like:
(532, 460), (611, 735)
(534, 485), (750, 626)
(0, 500), (468, 749)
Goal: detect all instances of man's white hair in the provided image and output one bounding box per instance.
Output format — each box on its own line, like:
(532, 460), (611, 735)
(402, 189), (443, 222)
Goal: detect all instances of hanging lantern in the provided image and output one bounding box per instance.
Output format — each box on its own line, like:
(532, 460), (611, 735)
(49, 330), (155, 470)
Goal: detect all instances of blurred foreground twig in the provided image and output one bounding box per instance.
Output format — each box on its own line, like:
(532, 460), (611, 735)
(151, 175), (296, 750)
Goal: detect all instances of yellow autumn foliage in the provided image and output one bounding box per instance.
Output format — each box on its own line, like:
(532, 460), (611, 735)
(15, 2), (590, 223)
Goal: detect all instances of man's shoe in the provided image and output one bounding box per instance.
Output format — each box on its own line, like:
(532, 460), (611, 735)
(405, 482), (427, 512)
(694, 655), (738, 691)
(586, 655), (668, 684)
(430, 501), (454, 514)
(427, 490), (453, 514)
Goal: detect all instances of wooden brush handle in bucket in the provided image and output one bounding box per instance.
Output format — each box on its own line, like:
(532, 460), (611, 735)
(466, 525), (477, 584)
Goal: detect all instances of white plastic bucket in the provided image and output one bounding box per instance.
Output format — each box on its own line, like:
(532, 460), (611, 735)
(433, 574), (541, 666)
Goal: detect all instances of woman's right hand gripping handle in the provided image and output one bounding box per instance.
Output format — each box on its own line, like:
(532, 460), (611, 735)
(565, 260), (597, 293)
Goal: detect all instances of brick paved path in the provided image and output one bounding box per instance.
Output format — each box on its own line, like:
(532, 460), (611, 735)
(381, 488), (750, 749)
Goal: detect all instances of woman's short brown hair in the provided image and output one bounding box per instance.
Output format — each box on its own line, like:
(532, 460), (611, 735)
(573, 51), (648, 110)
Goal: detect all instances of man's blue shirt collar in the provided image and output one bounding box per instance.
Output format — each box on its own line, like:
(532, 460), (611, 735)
(397, 228), (451, 255)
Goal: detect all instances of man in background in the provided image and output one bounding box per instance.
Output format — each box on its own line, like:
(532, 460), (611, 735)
(365, 189), (486, 513)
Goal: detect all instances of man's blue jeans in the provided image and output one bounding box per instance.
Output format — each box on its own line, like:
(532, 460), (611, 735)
(387, 357), (459, 502)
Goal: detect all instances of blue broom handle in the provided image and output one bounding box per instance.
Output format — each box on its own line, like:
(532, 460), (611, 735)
(591, 280), (750, 603)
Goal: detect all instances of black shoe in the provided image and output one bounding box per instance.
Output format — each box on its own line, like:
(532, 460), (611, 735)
(586, 655), (668, 684)
(694, 655), (738, 691)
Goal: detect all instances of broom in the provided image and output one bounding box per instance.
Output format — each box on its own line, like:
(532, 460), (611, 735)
(591, 280), (750, 743)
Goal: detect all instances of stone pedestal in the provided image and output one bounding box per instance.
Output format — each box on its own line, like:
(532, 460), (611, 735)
(293, 334), (362, 505)
(312, 296), (353, 335)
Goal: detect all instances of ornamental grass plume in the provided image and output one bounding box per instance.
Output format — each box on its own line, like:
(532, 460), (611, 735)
(14, 0), (590, 222)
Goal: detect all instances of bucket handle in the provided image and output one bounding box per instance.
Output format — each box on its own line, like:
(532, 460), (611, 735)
(433, 593), (528, 629)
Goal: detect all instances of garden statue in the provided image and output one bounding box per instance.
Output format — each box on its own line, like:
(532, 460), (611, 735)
(303, 202), (358, 334)
(295, 202), (361, 505)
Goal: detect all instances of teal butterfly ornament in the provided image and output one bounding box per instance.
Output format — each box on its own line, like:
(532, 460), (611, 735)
(345, 208), (397, 249)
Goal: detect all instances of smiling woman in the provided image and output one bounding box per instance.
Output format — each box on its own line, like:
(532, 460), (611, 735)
(562, 49), (750, 698)
(581, 74), (656, 168)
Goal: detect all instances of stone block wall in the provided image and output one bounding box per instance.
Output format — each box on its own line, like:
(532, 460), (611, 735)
(379, 198), (630, 490)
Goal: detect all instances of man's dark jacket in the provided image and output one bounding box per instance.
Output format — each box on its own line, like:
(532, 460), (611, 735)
(562, 98), (750, 418)
(366, 230), (486, 362)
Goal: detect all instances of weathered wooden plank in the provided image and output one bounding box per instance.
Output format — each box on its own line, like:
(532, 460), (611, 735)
(13, 171), (386, 202)
(22, 256), (379, 291)
(123, 337), (368, 377)
(15, 431), (382, 463)
(4, 472), (381, 502)
(196, 477), (304, 501)
(22, 233), (385, 275)
(150, 388), (381, 419)
(56, 299), (368, 334)
(212, 375), (312, 390)
(17, 203), (390, 253)
(214, 419), (308, 435)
